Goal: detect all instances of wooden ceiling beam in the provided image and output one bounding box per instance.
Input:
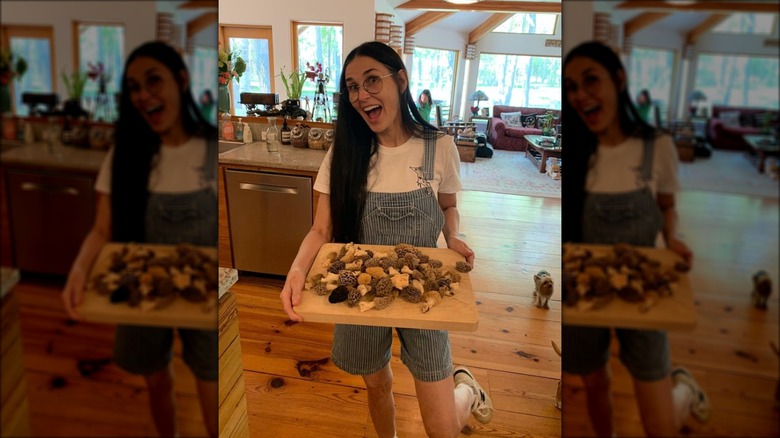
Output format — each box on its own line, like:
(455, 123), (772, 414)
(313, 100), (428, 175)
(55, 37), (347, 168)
(624, 12), (670, 38)
(186, 12), (217, 38)
(615, 1), (777, 13)
(405, 11), (455, 37)
(396, 0), (561, 14)
(468, 13), (513, 44)
(177, 0), (217, 9)
(686, 13), (730, 45)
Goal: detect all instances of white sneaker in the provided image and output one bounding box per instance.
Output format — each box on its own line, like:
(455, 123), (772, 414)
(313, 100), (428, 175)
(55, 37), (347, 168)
(672, 366), (712, 423)
(453, 366), (494, 424)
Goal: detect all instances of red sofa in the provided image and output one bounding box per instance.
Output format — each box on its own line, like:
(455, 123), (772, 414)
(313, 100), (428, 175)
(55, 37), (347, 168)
(708, 105), (779, 151)
(487, 105), (561, 152)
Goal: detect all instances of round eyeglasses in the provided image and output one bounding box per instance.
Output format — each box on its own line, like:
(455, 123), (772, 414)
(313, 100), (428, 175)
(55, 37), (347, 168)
(346, 72), (395, 102)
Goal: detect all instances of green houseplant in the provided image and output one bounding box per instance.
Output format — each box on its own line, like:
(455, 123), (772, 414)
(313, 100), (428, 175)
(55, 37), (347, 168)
(61, 70), (89, 118)
(279, 66), (306, 101)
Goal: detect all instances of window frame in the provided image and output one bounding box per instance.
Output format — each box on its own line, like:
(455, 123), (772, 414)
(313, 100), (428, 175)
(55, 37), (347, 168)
(693, 51), (779, 109)
(629, 45), (678, 126)
(411, 45), (460, 120)
(1, 24), (56, 114)
(219, 24), (274, 116)
(290, 20), (344, 104)
(710, 13), (777, 36)
(71, 20), (125, 108)
(475, 51), (562, 110)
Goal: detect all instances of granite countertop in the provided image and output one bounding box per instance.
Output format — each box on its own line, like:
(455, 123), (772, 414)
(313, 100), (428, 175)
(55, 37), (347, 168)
(1, 141), (107, 172)
(1, 267), (20, 299)
(218, 267), (238, 299)
(219, 141), (326, 173)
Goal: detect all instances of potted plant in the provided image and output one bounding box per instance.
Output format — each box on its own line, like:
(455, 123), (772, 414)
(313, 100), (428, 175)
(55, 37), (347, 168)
(279, 66), (306, 103)
(217, 46), (246, 114)
(61, 70), (89, 118)
(0, 48), (28, 114)
(540, 111), (556, 137)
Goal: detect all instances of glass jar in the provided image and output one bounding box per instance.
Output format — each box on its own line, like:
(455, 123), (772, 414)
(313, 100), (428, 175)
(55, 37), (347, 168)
(266, 117), (280, 152)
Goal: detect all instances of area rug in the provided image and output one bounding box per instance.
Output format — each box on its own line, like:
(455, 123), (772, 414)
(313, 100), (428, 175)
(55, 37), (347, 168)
(459, 149), (561, 198)
(678, 150), (779, 199)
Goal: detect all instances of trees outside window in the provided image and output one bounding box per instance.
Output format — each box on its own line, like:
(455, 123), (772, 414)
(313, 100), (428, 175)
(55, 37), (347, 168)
(630, 46), (675, 125)
(411, 47), (458, 122)
(75, 23), (124, 101)
(220, 26), (273, 117)
(476, 53), (561, 110)
(492, 13), (558, 35)
(695, 53), (779, 109)
(293, 23), (343, 102)
(3, 25), (55, 116)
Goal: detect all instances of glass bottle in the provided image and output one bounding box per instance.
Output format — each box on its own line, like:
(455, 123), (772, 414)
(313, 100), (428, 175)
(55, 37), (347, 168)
(266, 117), (280, 152)
(236, 117), (244, 142)
(281, 116), (291, 145)
(221, 112), (234, 140)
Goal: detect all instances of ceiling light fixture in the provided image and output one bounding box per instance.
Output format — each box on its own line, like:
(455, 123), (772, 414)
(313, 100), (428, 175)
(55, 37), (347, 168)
(445, 0), (480, 5)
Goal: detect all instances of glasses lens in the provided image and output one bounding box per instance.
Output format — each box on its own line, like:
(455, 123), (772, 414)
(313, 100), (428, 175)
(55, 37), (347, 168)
(365, 76), (382, 94)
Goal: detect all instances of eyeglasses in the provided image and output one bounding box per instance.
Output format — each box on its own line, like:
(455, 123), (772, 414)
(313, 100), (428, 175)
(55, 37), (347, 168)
(346, 72), (395, 102)
(126, 74), (165, 96)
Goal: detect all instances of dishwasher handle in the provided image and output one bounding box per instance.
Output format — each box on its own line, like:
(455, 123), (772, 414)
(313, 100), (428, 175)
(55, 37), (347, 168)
(21, 182), (80, 196)
(239, 182), (299, 195)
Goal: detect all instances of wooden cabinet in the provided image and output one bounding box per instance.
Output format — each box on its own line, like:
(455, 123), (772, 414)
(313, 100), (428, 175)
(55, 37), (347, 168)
(5, 168), (96, 275)
(218, 166), (233, 268)
(1, 276), (30, 438)
(218, 289), (249, 438)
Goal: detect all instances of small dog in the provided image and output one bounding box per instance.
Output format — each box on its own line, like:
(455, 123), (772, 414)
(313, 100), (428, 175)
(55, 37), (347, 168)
(534, 270), (554, 309)
(752, 270), (772, 310)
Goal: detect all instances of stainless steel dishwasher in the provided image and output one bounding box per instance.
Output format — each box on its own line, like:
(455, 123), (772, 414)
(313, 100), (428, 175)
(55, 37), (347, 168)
(226, 170), (313, 275)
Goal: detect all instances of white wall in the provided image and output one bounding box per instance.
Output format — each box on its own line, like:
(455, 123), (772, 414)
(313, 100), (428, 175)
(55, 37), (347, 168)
(219, 0), (375, 96)
(1, 1), (157, 95)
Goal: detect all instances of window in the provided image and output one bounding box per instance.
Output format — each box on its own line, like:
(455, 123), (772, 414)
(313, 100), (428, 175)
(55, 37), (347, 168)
(74, 22), (124, 121)
(476, 53), (561, 109)
(629, 47), (675, 125)
(492, 13), (558, 35)
(711, 13), (775, 35)
(694, 53), (779, 109)
(411, 47), (458, 122)
(220, 25), (274, 117)
(293, 22), (343, 105)
(2, 25), (55, 116)
(188, 46), (218, 123)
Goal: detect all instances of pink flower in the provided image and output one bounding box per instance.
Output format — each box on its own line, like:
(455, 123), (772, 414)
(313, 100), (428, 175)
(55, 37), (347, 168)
(219, 76), (228, 85)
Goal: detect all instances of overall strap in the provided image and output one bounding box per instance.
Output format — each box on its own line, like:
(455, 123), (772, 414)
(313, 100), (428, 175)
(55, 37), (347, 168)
(422, 129), (437, 180)
(640, 136), (655, 183)
(203, 136), (217, 183)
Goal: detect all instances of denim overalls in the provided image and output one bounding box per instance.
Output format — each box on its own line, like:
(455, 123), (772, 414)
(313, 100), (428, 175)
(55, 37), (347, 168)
(563, 137), (672, 381)
(113, 138), (219, 381)
(331, 130), (455, 382)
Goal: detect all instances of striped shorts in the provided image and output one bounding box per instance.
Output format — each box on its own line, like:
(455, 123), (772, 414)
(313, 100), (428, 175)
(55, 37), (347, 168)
(331, 324), (453, 382)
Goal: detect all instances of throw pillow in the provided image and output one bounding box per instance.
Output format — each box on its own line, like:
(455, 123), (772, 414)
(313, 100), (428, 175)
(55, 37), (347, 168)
(500, 111), (522, 127)
(521, 114), (537, 128)
(720, 111), (741, 128)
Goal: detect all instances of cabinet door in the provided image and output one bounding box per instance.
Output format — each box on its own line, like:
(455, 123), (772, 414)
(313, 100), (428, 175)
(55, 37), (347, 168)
(226, 170), (312, 275)
(6, 170), (95, 275)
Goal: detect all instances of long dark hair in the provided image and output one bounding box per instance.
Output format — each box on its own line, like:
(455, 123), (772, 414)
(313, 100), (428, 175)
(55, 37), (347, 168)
(111, 41), (217, 242)
(329, 41), (439, 243)
(417, 89), (433, 109)
(562, 41), (656, 243)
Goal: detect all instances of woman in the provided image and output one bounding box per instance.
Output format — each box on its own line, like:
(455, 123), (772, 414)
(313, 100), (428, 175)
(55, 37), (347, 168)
(636, 89), (653, 125)
(417, 89), (433, 123)
(62, 42), (218, 438)
(561, 41), (710, 437)
(279, 41), (493, 438)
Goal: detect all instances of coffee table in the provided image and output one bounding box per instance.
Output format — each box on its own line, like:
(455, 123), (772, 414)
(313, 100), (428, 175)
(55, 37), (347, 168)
(743, 134), (779, 173)
(524, 135), (562, 173)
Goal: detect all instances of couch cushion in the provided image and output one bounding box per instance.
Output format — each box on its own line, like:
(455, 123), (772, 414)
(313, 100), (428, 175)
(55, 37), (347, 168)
(501, 111), (523, 127)
(720, 111), (741, 128)
(521, 114), (537, 128)
(506, 127), (540, 138)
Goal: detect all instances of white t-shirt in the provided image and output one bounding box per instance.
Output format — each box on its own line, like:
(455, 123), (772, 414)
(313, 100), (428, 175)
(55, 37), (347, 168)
(586, 135), (679, 196)
(313, 134), (462, 196)
(95, 137), (214, 194)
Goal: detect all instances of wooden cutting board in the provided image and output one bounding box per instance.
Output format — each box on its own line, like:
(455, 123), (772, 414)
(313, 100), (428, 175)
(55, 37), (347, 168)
(563, 244), (697, 331)
(78, 243), (218, 330)
(294, 243), (479, 331)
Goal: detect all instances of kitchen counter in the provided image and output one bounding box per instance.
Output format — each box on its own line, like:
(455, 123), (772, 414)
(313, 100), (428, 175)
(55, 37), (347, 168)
(218, 141), (326, 173)
(0, 141), (106, 173)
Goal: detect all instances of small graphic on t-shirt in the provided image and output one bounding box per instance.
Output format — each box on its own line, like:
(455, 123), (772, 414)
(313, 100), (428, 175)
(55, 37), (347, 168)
(410, 166), (432, 194)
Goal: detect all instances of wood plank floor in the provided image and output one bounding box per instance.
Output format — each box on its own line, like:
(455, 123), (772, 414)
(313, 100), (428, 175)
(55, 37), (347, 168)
(232, 190), (563, 437)
(7, 277), (210, 437)
(562, 189), (780, 437)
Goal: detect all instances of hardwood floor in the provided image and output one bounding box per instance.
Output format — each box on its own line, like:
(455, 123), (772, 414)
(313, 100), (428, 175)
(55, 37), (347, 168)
(232, 190), (563, 437)
(8, 277), (210, 437)
(562, 190), (780, 437)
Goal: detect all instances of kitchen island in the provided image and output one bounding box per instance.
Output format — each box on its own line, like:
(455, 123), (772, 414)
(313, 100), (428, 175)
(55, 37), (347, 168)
(218, 142), (326, 273)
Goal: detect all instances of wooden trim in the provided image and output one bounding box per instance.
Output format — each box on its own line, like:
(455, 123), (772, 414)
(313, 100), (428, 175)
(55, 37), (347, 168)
(405, 11), (455, 38)
(468, 13), (513, 45)
(624, 12), (670, 38)
(615, 1), (778, 13)
(220, 25), (275, 115)
(177, 0), (217, 9)
(686, 14), (730, 45)
(414, 45), (459, 117)
(396, 0), (561, 13)
(290, 21), (344, 74)
(72, 21), (125, 73)
(186, 12), (218, 42)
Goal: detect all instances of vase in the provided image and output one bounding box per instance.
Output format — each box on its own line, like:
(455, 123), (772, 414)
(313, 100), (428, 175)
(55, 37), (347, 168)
(218, 84), (231, 114)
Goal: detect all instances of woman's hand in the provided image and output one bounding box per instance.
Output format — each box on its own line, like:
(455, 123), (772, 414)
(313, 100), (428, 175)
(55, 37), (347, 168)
(280, 268), (305, 322)
(446, 234), (475, 266)
(62, 266), (87, 320)
(667, 236), (693, 267)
